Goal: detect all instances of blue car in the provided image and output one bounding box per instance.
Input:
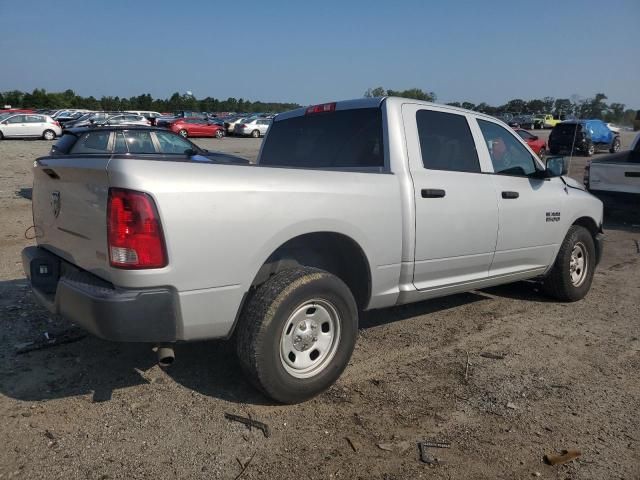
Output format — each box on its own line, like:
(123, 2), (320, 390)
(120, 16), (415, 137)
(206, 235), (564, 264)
(548, 119), (621, 157)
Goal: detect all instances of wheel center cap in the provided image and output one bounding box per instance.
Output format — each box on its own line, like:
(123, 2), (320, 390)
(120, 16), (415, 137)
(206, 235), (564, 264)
(292, 321), (318, 352)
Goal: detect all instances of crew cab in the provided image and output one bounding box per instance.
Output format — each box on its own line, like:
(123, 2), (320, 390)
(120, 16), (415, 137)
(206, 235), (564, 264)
(585, 133), (640, 195)
(22, 97), (604, 403)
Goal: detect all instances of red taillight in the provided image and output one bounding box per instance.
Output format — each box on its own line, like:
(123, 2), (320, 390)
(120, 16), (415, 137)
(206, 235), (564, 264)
(305, 102), (336, 115)
(55, 121), (60, 127)
(107, 188), (167, 269)
(237, 123), (246, 128)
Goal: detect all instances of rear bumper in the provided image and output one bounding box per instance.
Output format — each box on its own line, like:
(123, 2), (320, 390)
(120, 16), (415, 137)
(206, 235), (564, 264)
(22, 246), (178, 342)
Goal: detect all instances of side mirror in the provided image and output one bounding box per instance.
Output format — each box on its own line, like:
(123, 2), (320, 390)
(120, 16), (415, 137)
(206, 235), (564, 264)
(545, 156), (568, 177)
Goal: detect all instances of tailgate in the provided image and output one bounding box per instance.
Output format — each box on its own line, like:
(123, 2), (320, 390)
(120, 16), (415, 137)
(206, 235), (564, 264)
(590, 162), (640, 194)
(33, 156), (112, 280)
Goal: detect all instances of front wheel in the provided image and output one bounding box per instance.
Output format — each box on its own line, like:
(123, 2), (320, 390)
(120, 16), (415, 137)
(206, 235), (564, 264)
(43, 129), (56, 140)
(609, 137), (621, 153)
(178, 129), (188, 138)
(585, 143), (595, 157)
(235, 267), (358, 404)
(215, 129), (224, 138)
(543, 225), (596, 302)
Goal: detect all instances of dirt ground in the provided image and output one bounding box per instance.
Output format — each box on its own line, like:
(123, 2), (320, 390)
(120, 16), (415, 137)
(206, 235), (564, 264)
(1, 131), (639, 480)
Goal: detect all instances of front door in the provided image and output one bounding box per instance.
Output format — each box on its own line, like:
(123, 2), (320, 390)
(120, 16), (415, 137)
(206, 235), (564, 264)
(402, 104), (499, 290)
(475, 118), (567, 276)
(3, 115), (26, 137)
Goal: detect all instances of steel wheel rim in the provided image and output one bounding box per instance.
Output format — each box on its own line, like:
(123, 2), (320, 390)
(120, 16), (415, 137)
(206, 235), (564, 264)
(569, 242), (588, 287)
(279, 299), (341, 379)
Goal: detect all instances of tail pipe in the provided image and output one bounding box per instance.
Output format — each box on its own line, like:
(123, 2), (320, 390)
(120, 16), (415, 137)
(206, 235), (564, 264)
(154, 344), (175, 367)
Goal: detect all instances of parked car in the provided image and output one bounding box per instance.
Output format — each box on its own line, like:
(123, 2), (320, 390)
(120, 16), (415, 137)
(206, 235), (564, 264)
(0, 113), (62, 140)
(56, 110), (89, 126)
(223, 115), (250, 135)
(234, 117), (272, 137)
(126, 111), (163, 126)
(606, 123), (621, 134)
(170, 117), (224, 138)
(63, 112), (115, 129)
(584, 133), (640, 195)
(99, 114), (151, 127)
(23, 97), (604, 403)
(48, 126), (248, 164)
(509, 115), (538, 130)
(514, 128), (547, 157)
(156, 111), (208, 128)
(549, 119), (621, 156)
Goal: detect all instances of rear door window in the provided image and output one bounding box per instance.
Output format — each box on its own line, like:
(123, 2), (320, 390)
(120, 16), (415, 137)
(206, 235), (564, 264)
(70, 131), (112, 154)
(259, 108), (384, 169)
(123, 131), (156, 153)
(416, 110), (480, 173)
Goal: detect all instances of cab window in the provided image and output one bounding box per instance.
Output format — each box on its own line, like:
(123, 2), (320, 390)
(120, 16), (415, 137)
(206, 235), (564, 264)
(123, 131), (156, 154)
(478, 120), (538, 176)
(154, 131), (193, 154)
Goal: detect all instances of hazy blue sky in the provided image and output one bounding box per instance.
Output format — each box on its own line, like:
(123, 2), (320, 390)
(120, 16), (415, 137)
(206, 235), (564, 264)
(1, 0), (638, 108)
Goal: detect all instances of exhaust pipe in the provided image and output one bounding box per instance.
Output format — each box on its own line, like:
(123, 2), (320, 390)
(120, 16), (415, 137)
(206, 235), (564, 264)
(154, 344), (175, 367)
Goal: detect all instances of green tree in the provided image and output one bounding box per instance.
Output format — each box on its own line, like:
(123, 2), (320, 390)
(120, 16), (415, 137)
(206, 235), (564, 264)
(364, 86), (387, 97)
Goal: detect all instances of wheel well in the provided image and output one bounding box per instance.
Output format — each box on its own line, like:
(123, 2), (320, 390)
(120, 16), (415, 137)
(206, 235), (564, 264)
(250, 232), (372, 310)
(572, 216), (599, 237)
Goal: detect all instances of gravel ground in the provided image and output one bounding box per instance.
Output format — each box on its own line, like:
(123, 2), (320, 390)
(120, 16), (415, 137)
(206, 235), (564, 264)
(1, 131), (639, 480)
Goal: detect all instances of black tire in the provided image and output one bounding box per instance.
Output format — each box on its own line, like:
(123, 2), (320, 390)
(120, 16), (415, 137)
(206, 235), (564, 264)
(215, 129), (224, 139)
(585, 143), (595, 157)
(178, 129), (188, 138)
(251, 129), (260, 138)
(235, 267), (358, 404)
(543, 225), (596, 302)
(0, 131), (3, 140)
(538, 147), (547, 159)
(42, 129), (56, 141)
(609, 136), (621, 153)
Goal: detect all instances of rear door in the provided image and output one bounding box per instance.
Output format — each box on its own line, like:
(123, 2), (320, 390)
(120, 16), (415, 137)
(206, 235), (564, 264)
(475, 118), (567, 276)
(402, 104), (499, 290)
(24, 114), (45, 136)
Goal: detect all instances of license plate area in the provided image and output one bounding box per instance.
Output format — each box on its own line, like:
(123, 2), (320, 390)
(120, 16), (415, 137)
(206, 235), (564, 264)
(30, 255), (60, 294)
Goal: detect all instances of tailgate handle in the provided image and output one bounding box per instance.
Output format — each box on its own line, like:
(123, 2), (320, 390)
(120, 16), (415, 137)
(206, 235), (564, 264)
(421, 188), (446, 198)
(624, 172), (640, 178)
(502, 191), (519, 199)
(42, 168), (60, 180)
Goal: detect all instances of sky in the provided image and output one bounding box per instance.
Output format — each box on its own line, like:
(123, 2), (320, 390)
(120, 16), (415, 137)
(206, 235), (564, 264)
(1, 0), (638, 108)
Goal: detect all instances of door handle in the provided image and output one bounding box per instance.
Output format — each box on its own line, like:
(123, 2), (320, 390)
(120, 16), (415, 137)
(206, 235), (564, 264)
(502, 191), (519, 199)
(421, 189), (446, 198)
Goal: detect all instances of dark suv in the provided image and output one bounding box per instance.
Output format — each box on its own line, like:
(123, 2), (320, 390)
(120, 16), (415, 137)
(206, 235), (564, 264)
(548, 119), (621, 157)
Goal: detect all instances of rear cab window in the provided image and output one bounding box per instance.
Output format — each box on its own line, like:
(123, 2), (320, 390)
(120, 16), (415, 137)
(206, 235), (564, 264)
(259, 107), (384, 169)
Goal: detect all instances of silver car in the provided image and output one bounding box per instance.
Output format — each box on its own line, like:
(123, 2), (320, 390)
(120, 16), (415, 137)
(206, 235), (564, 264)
(100, 114), (151, 127)
(234, 117), (272, 137)
(0, 113), (62, 140)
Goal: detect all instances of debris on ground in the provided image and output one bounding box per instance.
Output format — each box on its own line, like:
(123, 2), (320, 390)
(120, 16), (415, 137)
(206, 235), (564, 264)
(377, 443), (393, 451)
(418, 439), (451, 465)
(16, 328), (87, 354)
(345, 436), (357, 452)
(506, 402), (518, 410)
(224, 413), (271, 438)
(544, 449), (581, 465)
(480, 352), (506, 360)
(233, 451), (256, 480)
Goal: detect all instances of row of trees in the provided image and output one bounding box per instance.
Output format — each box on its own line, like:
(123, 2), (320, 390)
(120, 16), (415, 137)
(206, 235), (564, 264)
(2, 87), (636, 125)
(364, 87), (636, 125)
(0, 89), (300, 114)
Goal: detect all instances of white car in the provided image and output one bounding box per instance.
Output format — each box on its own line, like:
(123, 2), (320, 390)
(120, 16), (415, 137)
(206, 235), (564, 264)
(0, 113), (62, 140)
(606, 123), (621, 134)
(585, 133), (640, 194)
(234, 117), (272, 137)
(126, 111), (163, 123)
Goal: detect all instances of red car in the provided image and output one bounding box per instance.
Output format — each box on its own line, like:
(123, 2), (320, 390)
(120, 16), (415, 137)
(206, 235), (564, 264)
(170, 118), (224, 138)
(514, 128), (547, 157)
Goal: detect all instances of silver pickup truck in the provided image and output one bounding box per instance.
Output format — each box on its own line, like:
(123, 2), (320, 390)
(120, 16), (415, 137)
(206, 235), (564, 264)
(23, 97), (604, 403)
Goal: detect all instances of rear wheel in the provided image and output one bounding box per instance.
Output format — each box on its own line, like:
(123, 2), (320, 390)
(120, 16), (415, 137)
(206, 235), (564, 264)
(251, 129), (260, 138)
(235, 267), (358, 404)
(215, 129), (224, 139)
(609, 137), (621, 153)
(43, 129), (56, 140)
(543, 225), (596, 302)
(178, 129), (188, 138)
(586, 143), (595, 157)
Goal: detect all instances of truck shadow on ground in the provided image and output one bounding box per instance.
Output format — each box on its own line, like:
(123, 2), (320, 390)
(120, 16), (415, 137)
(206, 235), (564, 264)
(0, 276), (556, 406)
